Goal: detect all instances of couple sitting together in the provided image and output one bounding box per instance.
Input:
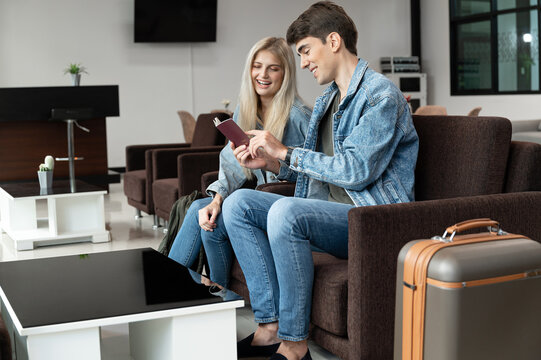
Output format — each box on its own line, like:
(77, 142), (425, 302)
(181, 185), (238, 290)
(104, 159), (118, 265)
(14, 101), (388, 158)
(167, 2), (419, 360)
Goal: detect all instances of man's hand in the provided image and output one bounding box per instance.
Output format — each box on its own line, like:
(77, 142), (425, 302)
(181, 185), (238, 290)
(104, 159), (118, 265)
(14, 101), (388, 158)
(231, 130), (288, 174)
(198, 194), (223, 232)
(246, 130), (289, 160)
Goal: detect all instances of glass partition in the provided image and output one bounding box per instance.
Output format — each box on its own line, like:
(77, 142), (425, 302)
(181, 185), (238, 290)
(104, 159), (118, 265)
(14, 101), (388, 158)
(457, 21), (492, 91)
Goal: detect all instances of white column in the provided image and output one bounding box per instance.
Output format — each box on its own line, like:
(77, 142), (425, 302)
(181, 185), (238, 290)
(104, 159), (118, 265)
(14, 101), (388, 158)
(1, 197), (37, 232)
(26, 327), (101, 360)
(47, 197), (58, 236)
(130, 308), (238, 360)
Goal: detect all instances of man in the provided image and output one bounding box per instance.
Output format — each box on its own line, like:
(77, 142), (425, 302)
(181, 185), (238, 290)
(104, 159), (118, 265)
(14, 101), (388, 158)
(222, 2), (419, 360)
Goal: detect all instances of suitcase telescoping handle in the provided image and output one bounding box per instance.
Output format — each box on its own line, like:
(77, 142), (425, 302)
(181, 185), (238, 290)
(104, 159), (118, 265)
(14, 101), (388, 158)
(440, 218), (505, 242)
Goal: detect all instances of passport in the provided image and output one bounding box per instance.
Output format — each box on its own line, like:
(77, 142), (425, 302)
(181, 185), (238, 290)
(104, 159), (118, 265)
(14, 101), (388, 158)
(213, 117), (250, 147)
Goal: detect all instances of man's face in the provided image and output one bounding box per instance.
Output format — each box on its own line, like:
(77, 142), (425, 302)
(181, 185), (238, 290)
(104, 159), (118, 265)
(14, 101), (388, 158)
(295, 35), (335, 85)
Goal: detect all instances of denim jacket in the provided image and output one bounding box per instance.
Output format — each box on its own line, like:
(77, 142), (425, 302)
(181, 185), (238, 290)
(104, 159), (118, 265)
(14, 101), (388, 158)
(283, 59), (419, 207)
(206, 97), (311, 199)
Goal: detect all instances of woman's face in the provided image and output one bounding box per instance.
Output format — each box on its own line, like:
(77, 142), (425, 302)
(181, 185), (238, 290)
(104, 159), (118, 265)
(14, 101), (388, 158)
(251, 50), (284, 101)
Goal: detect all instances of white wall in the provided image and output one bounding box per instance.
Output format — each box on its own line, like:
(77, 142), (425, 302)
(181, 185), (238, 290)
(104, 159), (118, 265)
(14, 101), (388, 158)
(0, 0), (411, 167)
(421, 0), (541, 121)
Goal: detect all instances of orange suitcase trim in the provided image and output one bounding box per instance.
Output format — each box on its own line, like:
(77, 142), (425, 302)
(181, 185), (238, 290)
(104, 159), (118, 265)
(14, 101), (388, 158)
(426, 270), (541, 289)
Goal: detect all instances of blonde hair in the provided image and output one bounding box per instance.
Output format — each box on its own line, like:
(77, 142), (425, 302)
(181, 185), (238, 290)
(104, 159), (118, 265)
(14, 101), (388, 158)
(237, 37), (299, 178)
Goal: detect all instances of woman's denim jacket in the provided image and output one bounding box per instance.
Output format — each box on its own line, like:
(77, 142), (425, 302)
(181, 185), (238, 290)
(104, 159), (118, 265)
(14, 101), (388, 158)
(206, 97), (311, 199)
(279, 59), (419, 207)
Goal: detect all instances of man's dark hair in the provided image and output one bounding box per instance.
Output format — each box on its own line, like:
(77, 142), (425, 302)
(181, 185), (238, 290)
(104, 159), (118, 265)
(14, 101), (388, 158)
(286, 1), (358, 55)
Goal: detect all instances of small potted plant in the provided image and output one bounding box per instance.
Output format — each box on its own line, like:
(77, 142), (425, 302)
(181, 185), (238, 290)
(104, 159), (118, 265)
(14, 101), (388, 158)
(221, 98), (232, 115)
(64, 63), (88, 86)
(38, 155), (55, 189)
(221, 99), (231, 111)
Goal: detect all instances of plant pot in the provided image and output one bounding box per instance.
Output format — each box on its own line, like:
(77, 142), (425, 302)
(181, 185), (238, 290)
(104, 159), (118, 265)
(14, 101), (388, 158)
(37, 171), (53, 189)
(71, 73), (81, 86)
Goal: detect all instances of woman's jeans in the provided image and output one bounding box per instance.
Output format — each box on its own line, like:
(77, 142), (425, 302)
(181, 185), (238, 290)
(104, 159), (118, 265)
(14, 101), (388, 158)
(222, 189), (352, 341)
(168, 197), (235, 294)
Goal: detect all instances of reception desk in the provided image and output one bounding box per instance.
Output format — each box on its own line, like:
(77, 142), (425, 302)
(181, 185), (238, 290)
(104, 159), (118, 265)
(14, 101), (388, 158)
(0, 86), (119, 187)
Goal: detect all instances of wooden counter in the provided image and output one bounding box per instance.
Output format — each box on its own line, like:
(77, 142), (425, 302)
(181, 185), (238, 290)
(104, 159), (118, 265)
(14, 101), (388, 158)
(0, 86), (119, 186)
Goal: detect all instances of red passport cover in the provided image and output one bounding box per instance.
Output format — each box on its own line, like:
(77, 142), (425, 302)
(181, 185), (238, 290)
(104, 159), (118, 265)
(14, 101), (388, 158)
(213, 118), (250, 147)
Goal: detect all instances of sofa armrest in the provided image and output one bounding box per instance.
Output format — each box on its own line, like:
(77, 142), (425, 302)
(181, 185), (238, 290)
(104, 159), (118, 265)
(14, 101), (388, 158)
(505, 141), (541, 192)
(201, 171), (219, 194)
(152, 145), (224, 180)
(125, 143), (189, 171)
(177, 152), (221, 197)
(199, 170), (260, 197)
(347, 192), (541, 359)
(256, 182), (296, 196)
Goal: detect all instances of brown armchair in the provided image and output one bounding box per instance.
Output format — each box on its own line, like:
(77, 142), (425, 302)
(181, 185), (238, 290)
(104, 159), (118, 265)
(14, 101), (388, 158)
(154, 150), (260, 222)
(152, 151), (222, 220)
(123, 112), (228, 227)
(123, 142), (190, 225)
(223, 115), (541, 359)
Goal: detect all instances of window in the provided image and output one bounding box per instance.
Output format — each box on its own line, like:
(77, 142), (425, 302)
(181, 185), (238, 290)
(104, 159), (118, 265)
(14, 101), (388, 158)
(450, 0), (540, 94)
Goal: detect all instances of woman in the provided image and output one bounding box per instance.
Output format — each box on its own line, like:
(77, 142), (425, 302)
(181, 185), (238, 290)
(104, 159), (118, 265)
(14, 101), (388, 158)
(167, 37), (311, 297)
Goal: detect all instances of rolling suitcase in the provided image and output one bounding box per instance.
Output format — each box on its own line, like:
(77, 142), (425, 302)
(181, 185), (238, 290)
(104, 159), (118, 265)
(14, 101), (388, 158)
(394, 218), (541, 360)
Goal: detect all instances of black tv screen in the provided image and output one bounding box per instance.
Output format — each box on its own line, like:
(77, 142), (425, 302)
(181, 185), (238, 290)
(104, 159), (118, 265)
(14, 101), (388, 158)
(134, 0), (217, 43)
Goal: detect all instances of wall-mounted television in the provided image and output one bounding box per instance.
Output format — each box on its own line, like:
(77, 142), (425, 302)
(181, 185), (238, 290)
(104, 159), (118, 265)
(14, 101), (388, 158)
(134, 0), (217, 43)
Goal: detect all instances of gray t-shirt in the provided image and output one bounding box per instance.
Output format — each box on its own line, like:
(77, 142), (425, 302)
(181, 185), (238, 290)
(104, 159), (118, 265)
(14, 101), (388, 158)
(318, 92), (354, 205)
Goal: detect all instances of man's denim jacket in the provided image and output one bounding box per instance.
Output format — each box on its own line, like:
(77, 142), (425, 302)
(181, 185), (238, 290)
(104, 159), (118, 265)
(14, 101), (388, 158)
(279, 59), (419, 206)
(206, 97), (311, 199)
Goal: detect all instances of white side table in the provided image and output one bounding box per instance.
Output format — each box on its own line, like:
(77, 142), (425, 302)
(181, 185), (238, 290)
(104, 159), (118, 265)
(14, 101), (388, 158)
(0, 180), (110, 250)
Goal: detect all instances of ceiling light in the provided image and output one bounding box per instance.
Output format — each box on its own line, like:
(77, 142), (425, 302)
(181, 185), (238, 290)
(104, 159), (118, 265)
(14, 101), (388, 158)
(523, 33), (533, 43)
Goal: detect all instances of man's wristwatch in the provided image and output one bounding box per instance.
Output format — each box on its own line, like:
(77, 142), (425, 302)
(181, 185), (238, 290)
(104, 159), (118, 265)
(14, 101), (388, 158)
(284, 147), (294, 165)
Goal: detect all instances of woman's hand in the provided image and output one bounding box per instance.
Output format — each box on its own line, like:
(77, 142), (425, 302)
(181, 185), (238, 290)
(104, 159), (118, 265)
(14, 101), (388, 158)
(198, 194), (223, 232)
(231, 131), (284, 173)
(231, 143), (268, 169)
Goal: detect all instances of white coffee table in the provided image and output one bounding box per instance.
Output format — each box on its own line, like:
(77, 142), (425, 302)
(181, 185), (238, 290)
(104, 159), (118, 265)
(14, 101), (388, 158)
(0, 180), (110, 250)
(0, 248), (244, 359)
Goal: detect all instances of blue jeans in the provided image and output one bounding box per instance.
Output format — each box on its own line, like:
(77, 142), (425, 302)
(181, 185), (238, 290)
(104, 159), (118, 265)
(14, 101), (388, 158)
(222, 189), (352, 341)
(168, 197), (237, 299)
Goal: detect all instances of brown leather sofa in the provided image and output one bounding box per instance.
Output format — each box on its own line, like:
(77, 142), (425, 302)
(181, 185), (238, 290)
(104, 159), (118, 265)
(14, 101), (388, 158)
(202, 115), (541, 359)
(123, 112), (228, 225)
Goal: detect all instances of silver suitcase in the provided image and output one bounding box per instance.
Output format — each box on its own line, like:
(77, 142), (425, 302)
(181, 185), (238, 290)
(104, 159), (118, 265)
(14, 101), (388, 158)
(394, 218), (541, 360)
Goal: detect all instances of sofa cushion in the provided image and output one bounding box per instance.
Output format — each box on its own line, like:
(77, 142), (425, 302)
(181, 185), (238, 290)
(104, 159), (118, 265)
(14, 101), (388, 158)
(310, 252), (348, 337)
(152, 178), (179, 218)
(123, 170), (146, 203)
(413, 115), (511, 200)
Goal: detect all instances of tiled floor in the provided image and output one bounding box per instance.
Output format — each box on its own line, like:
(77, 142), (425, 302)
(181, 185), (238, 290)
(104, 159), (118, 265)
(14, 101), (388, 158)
(0, 180), (340, 359)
